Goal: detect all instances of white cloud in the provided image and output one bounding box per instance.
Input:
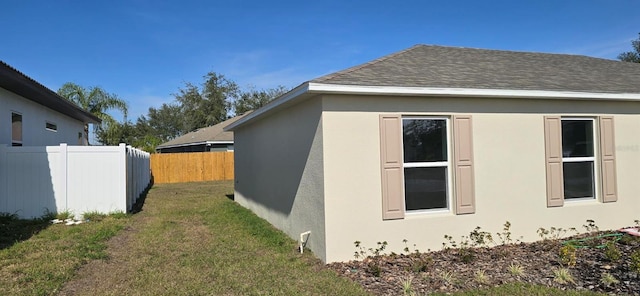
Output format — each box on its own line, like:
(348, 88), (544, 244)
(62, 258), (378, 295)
(558, 36), (635, 60)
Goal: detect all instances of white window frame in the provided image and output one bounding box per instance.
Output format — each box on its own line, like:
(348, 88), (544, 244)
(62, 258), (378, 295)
(561, 117), (598, 202)
(401, 116), (453, 214)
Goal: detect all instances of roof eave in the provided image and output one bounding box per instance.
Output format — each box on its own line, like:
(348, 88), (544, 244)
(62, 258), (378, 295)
(225, 82), (312, 131)
(156, 140), (234, 150)
(0, 62), (101, 124)
(309, 83), (640, 101)
(224, 82), (640, 131)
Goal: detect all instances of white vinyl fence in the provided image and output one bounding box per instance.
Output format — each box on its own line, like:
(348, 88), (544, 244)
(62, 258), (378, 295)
(0, 143), (151, 219)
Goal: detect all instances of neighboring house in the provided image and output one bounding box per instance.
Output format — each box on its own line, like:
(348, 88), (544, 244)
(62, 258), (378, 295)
(156, 112), (250, 153)
(226, 45), (640, 263)
(0, 61), (99, 146)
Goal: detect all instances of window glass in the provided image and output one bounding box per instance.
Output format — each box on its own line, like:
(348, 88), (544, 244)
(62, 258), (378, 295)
(12, 112), (22, 143)
(46, 122), (57, 131)
(561, 118), (595, 200)
(563, 162), (595, 199)
(403, 119), (447, 162)
(404, 167), (448, 210)
(562, 120), (593, 157)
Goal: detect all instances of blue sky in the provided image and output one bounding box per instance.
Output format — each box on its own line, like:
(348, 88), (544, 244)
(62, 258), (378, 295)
(1, 0), (639, 120)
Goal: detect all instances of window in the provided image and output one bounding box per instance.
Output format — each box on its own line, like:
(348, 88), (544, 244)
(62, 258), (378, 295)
(12, 112), (22, 146)
(46, 122), (57, 132)
(561, 119), (595, 200)
(380, 114), (475, 220)
(544, 116), (617, 207)
(402, 118), (449, 211)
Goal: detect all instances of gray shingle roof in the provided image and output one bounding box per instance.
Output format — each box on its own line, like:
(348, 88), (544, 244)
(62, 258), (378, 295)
(311, 45), (640, 93)
(156, 112), (250, 148)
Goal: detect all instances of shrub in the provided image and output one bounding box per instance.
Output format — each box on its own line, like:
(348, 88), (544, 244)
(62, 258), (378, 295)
(558, 244), (577, 267)
(603, 241), (621, 262)
(630, 250), (640, 274)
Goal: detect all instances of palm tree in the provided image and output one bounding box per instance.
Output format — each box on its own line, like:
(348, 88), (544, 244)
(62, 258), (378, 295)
(57, 82), (128, 145)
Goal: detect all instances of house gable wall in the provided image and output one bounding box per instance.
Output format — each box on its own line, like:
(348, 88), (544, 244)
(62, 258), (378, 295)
(0, 88), (85, 146)
(321, 94), (640, 262)
(233, 97), (327, 261)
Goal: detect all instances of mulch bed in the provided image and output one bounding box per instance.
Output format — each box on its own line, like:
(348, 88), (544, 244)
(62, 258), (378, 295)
(327, 231), (640, 295)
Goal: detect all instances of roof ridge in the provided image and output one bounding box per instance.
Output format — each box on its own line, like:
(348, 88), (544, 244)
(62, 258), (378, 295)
(313, 44), (425, 83)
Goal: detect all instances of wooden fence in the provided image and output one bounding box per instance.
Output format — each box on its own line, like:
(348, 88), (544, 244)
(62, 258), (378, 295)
(150, 152), (234, 184)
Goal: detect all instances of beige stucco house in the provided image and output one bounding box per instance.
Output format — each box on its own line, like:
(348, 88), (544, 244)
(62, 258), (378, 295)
(225, 45), (640, 263)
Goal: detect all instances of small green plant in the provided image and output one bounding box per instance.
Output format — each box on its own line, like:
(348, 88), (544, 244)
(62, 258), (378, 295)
(109, 211), (129, 219)
(603, 241), (621, 262)
(631, 250), (640, 274)
(553, 268), (574, 284)
(369, 241), (388, 257)
(508, 263), (524, 277)
(469, 226), (493, 247)
(582, 219), (599, 233)
(83, 211), (107, 222)
(537, 227), (578, 240)
(0, 211), (19, 221)
(438, 271), (455, 286)
(367, 261), (382, 277)
(353, 241), (387, 259)
(496, 221), (514, 245)
(474, 270), (489, 285)
(354, 241), (365, 259)
(600, 272), (619, 288)
(558, 244), (577, 267)
(403, 239), (421, 254)
(458, 247), (475, 264)
(409, 254), (432, 273)
(442, 234), (458, 249)
(353, 241), (388, 276)
(400, 275), (415, 296)
(55, 209), (74, 220)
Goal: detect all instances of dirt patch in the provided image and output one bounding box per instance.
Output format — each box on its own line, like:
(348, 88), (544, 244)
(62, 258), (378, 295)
(327, 231), (640, 295)
(56, 223), (140, 295)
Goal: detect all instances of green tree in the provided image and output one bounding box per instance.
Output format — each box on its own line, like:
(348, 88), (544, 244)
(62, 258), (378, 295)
(618, 33), (640, 63)
(174, 72), (239, 132)
(137, 103), (184, 143)
(96, 119), (133, 146)
(233, 85), (289, 115)
(57, 82), (128, 145)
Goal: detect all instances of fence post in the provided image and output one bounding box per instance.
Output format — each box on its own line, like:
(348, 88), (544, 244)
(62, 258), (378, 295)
(0, 145), (6, 212)
(59, 143), (68, 211)
(118, 143), (127, 212)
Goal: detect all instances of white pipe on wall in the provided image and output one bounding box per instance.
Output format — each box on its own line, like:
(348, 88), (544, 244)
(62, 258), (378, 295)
(299, 231), (311, 254)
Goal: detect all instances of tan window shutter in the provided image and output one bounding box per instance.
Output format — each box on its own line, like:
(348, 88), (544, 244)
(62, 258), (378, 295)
(453, 115), (476, 215)
(599, 116), (617, 203)
(544, 116), (564, 207)
(380, 114), (404, 220)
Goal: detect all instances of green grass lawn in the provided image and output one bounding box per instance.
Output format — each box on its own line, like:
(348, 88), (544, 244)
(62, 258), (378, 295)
(0, 181), (608, 295)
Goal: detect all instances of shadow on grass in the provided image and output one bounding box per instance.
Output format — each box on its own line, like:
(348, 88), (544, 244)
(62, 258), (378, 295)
(131, 175), (154, 214)
(226, 194), (234, 201)
(0, 214), (51, 250)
